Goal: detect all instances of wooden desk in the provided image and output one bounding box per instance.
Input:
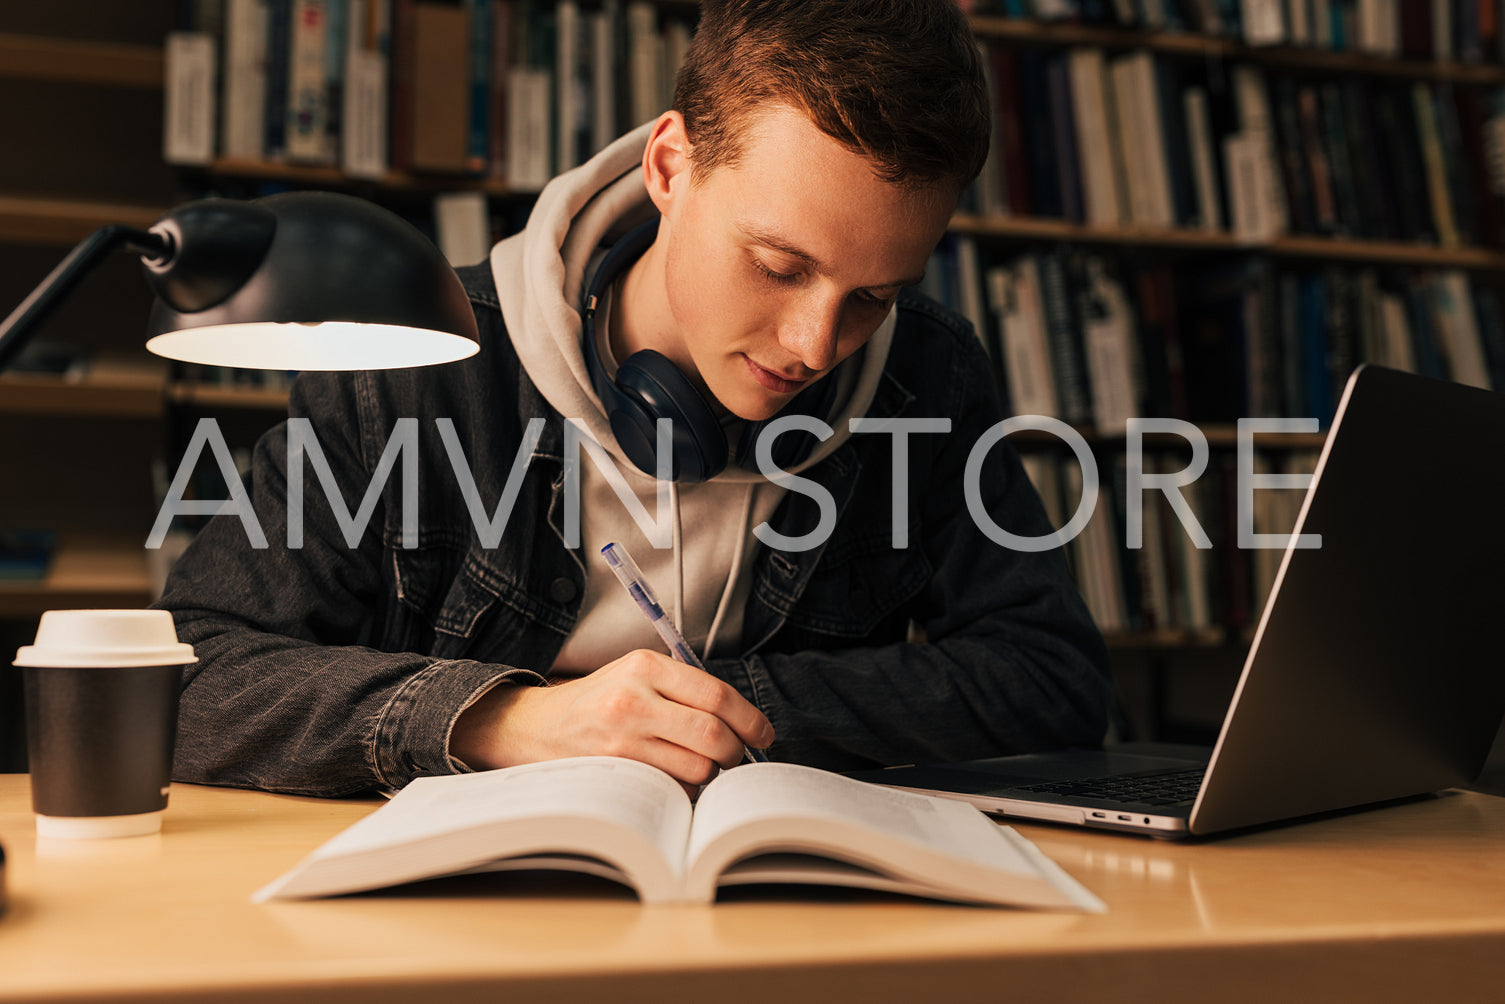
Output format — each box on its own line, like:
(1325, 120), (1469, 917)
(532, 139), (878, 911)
(2, 775), (1503, 1003)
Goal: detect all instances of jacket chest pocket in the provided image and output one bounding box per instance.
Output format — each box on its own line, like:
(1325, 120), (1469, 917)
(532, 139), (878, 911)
(389, 547), (503, 659)
(779, 522), (932, 639)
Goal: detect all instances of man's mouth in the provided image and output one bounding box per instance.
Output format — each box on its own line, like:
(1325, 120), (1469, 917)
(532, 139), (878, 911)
(743, 355), (810, 394)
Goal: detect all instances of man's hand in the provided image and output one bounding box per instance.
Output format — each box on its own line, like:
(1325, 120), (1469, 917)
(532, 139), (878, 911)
(449, 650), (774, 788)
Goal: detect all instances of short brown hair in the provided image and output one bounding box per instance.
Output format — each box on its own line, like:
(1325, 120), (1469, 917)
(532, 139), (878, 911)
(672, 0), (990, 191)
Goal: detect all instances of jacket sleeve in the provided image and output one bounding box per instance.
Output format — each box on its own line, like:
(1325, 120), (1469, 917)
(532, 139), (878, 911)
(708, 308), (1115, 772)
(156, 369), (544, 797)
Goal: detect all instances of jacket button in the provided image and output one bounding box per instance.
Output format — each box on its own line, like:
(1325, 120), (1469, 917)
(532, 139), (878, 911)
(549, 577), (579, 603)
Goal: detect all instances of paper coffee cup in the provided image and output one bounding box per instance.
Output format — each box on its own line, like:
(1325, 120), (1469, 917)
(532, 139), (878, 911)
(14, 610), (196, 839)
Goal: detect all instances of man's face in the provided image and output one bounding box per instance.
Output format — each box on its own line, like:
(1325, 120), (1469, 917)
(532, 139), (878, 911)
(648, 105), (958, 422)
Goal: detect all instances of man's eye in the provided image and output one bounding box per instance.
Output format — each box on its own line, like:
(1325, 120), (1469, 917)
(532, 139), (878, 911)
(857, 290), (897, 307)
(753, 259), (800, 285)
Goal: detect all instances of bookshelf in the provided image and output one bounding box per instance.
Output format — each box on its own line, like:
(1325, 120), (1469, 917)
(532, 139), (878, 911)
(918, 8), (1505, 735)
(143, 4), (1505, 741)
(0, 5), (179, 673)
(8, 2), (1505, 750)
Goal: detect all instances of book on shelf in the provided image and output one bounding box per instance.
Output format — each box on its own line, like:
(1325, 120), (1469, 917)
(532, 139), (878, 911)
(189, 0), (693, 185)
(989, 45), (1033, 216)
(1183, 85), (1223, 232)
(251, 756), (1106, 910)
(409, 1), (472, 172)
(222, 0), (269, 161)
(1019, 49), (1063, 219)
(285, 0), (334, 164)
(465, 0), (495, 173)
(627, 1), (664, 130)
(433, 189), (492, 265)
(1413, 81), (1462, 247)
(952, 236), (992, 362)
(988, 257), (1059, 419)
(165, 29), (219, 166)
(0, 529), (56, 582)
(1240, 0), (1286, 45)
(342, 0), (391, 178)
(970, 41), (1010, 218)
(1045, 53), (1086, 223)
(1076, 254), (1138, 436)
(1109, 50), (1174, 228)
(1065, 47), (1124, 227)
(1037, 248), (1094, 426)
(263, 0), (293, 160)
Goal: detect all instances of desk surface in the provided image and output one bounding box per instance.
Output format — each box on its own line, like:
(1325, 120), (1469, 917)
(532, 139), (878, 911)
(2, 774), (1504, 1004)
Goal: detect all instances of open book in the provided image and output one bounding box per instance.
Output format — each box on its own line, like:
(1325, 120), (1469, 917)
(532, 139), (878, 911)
(254, 757), (1104, 910)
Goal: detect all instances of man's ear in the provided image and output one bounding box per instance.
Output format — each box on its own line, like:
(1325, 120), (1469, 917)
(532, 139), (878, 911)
(642, 111), (693, 215)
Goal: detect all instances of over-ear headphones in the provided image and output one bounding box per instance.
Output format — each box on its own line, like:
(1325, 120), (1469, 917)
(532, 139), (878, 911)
(581, 219), (838, 483)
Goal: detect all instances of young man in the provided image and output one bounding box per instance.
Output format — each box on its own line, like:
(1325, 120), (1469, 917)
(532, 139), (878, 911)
(159, 0), (1113, 796)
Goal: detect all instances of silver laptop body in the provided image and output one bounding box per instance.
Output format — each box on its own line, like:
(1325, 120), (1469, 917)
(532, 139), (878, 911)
(848, 365), (1505, 838)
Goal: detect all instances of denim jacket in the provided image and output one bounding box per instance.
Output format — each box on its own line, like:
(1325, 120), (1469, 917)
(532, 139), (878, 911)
(158, 266), (1113, 796)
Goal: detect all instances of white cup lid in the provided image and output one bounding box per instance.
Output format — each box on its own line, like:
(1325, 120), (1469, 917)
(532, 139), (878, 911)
(13, 609), (197, 668)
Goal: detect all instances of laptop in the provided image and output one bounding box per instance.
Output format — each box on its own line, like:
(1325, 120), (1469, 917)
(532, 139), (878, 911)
(848, 365), (1505, 838)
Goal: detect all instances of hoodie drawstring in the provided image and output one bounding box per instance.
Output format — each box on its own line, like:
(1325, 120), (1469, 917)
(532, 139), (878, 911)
(702, 483), (756, 661)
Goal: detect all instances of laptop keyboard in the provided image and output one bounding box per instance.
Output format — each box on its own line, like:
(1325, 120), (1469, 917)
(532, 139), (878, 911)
(1013, 767), (1206, 807)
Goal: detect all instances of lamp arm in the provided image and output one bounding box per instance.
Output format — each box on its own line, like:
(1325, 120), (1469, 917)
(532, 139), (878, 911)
(0, 224), (170, 374)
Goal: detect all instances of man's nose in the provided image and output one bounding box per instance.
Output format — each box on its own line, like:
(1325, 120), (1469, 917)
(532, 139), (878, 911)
(777, 294), (843, 373)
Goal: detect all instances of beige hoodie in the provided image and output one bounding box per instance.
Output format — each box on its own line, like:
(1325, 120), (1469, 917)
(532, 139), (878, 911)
(489, 123), (896, 674)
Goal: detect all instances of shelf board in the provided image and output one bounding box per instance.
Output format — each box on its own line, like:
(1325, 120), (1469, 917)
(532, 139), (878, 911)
(0, 375), (291, 417)
(0, 194), (167, 247)
(950, 213), (1505, 270)
(0, 533), (155, 619)
(166, 382), (291, 411)
(968, 16), (1505, 84)
(201, 158), (525, 197)
(1104, 628), (1228, 649)
(1267, 234), (1505, 269)
(0, 371), (166, 419)
(1005, 424), (1327, 450)
(0, 33), (163, 89)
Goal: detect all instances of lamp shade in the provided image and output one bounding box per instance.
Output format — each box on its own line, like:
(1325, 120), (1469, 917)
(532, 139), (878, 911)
(142, 191), (480, 370)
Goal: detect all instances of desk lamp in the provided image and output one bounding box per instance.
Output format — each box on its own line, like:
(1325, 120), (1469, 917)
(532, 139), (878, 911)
(0, 193), (479, 887)
(0, 189), (480, 374)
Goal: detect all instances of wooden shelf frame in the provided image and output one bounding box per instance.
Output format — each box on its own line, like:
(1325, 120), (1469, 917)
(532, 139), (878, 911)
(0, 33), (163, 90)
(0, 372), (166, 419)
(950, 214), (1505, 271)
(199, 158), (524, 197)
(1006, 424), (1327, 450)
(1104, 628), (1230, 649)
(165, 382), (291, 411)
(0, 377), (294, 418)
(0, 195), (167, 247)
(969, 15), (1505, 85)
(0, 532), (155, 619)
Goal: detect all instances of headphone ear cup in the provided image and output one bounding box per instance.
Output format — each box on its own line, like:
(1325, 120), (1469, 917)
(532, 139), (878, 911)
(614, 350), (729, 483)
(738, 373), (841, 473)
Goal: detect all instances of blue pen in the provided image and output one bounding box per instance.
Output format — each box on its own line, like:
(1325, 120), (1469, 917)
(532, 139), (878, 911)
(601, 541), (769, 764)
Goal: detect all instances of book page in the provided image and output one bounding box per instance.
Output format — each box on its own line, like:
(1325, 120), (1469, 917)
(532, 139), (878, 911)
(312, 757), (693, 872)
(684, 763), (1104, 910)
(688, 763), (1020, 872)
